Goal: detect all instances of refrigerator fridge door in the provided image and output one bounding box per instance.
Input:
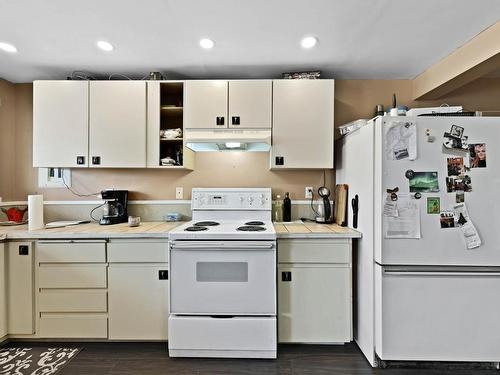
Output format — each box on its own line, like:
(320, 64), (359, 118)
(336, 119), (377, 366)
(375, 264), (500, 362)
(378, 117), (500, 266)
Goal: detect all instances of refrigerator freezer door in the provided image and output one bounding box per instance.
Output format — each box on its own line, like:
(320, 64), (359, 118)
(375, 264), (500, 362)
(379, 117), (500, 266)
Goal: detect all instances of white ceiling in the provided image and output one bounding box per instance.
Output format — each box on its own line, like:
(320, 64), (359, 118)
(1, 0), (499, 83)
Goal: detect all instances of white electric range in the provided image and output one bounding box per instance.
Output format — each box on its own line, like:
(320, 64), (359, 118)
(168, 188), (277, 359)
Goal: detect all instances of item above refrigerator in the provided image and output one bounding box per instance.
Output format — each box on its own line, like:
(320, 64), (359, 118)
(338, 119), (368, 136)
(406, 106), (463, 116)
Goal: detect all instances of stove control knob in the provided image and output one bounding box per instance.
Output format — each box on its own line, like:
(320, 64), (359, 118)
(198, 195), (206, 205)
(247, 196), (254, 205)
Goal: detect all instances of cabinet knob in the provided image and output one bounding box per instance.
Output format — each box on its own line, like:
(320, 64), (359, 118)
(19, 245), (29, 256)
(159, 270), (169, 280)
(76, 156), (85, 165)
(275, 156), (284, 166)
(92, 156), (101, 165)
(281, 271), (292, 282)
(216, 117), (225, 126)
(231, 116), (240, 125)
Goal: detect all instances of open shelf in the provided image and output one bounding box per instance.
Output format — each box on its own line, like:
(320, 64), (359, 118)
(158, 82), (186, 168)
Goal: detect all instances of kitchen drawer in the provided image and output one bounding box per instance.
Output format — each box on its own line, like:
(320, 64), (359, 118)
(39, 313), (107, 338)
(39, 290), (107, 313)
(38, 264), (107, 288)
(278, 239), (350, 264)
(37, 241), (106, 263)
(107, 240), (168, 263)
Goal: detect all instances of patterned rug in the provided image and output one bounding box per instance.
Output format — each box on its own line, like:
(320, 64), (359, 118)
(0, 347), (80, 375)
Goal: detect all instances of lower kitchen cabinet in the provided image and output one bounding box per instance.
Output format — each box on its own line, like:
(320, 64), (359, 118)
(277, 239), (352, 343)
(0, 243), (6, 339)
(108, 264), (169, 340)
(7, 241), (34, 335)
(107, 240), (169, 340)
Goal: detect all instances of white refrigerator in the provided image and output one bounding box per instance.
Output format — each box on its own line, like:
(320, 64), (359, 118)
(336, 116), (500, 367)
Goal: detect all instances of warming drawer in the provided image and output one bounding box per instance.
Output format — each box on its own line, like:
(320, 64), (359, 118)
(168, 316), (276, 358)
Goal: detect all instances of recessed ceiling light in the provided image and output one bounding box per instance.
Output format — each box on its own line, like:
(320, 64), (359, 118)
(97, 40), (114, 52)
(0, 42), (17, 53)
(199, 38), (215, 49)
(301, 36), (318, 49)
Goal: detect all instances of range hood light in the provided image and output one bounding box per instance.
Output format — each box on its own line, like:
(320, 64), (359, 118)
(225, 142), (241, 148)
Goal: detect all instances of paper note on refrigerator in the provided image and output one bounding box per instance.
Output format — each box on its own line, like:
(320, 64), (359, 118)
(385, 120), (417, 161)
(453, 203), (481, 249)
(384, 194), (421, 239)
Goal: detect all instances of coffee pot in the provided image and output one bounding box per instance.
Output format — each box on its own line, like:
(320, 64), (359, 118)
(315, 187), (333, 224)
(99, 190), (128, 225)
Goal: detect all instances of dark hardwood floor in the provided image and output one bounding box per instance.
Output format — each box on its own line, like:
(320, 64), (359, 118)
(4, 342), (499, 375)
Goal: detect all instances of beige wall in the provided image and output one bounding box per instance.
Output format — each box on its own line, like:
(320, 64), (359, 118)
(335, 77), (500, 128)
(3, 78), (500, 201)
(0, 80), (16, 201)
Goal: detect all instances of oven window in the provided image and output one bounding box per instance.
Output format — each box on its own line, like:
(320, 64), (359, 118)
(196, 262), (248, 282)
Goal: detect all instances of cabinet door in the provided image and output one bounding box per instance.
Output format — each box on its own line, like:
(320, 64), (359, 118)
(108, 264), (169, 340)
(89, 81), (146, 167)
(0, 243), (6, 339)
(272, 80), (334, 169)
(184, 81), (228, 129)
(278, 265), (351, 343)
(229, 80), (271, 128)
(7, 242), (34, 335)
(33, 81), (89, 167)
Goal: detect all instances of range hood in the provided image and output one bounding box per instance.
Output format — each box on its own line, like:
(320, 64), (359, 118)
(185, 129), (271, 152)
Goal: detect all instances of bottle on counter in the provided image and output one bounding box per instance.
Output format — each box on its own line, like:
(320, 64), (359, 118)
(274, 195), (283, 222)
(283, 192), (291, 222)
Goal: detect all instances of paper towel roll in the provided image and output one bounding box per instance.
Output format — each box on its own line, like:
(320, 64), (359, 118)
(28, 194), (44, 231)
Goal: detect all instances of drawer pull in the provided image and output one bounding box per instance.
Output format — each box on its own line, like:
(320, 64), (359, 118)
(159, 270), (169, 280)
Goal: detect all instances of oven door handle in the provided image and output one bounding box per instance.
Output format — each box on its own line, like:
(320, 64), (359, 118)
(170, 243), (275, 250)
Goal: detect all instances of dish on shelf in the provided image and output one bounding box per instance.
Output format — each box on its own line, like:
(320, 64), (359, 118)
(160, 128), (182, 140)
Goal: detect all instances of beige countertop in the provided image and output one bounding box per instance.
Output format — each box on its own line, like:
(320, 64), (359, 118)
(0, 222), (182, 240)
(274, 222), (361, 239)
(0, 221), (361, 240)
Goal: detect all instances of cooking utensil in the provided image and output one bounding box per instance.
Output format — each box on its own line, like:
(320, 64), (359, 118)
(352, 194), (359, 229)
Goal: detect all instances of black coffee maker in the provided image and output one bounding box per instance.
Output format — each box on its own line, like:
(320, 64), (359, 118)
(99, 190), (128, 225)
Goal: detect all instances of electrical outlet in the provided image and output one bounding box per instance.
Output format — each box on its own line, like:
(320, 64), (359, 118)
(175, 187), (183, 200)
(38, 168), (71, 188)
(305, 186), (313, 199)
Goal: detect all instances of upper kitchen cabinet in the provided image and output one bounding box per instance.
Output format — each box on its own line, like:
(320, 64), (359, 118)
(89, 81), (147, 168)
(271, 80), (334, 169)
(228, 80), (272, 128)
(184, 80), (272, 129)
(33, 81), (89, 167)
(184, 81), (228, 129)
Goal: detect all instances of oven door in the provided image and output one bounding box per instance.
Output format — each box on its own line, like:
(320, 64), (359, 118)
(169, 241), (276, 315)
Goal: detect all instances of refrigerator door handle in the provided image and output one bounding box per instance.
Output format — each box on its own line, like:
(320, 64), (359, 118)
(384, 271), (500, 277)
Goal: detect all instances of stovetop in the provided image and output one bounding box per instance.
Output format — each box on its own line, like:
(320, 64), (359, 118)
(170, 220), (276, 240)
